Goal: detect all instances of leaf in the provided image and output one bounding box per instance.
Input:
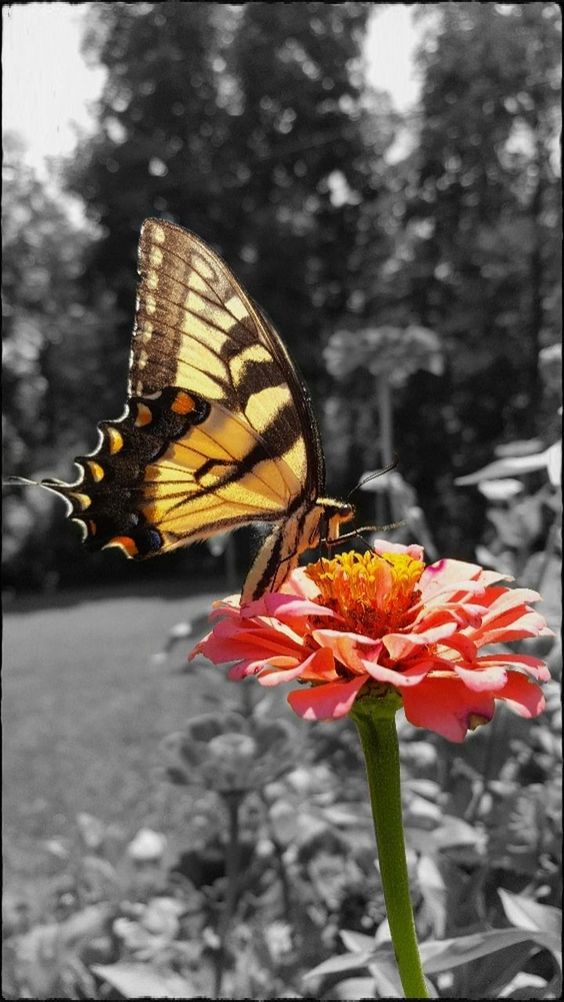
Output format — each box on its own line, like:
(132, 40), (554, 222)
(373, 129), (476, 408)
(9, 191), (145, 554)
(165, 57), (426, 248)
(323, 976), (376, 999)
(304, 949), (375, 980)
(306, 941), (431, 999)
(12, 906), (112, 999)
(60, 904), (114, 947)
(431, 814), (485, 850)
(369, 967), (409, 998)
(419, 928), (560, 975)
(498, 972), (553, 998)
(339, 929), (375, 954)
(12, 923), (64, 998)
(455, 449), (552, 484)
(91, 962), (197, 998)
(417, 854), (447, 937)
(81, 855), (120, 899)
(321, 804), (369, 827)
(498, 888), (562, 951)
(404, 794), (443, 829)
(405, 777), (442, 802)
(367, 947), (411, 998)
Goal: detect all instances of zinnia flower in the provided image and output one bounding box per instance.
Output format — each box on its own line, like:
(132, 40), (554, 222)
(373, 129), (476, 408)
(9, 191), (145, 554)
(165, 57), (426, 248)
(191, 542), (552, 742)
(161, 711), (299, 793)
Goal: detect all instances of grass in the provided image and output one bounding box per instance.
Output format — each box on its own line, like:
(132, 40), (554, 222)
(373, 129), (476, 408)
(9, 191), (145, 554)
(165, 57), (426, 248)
(2, 578), (242, 884)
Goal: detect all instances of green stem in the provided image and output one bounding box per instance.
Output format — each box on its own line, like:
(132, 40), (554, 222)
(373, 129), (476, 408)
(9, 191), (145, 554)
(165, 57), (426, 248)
(351, 694), (429, 999)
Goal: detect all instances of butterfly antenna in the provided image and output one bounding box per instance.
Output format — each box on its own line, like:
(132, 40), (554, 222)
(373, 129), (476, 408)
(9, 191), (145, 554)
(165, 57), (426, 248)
(348, 520), (404, 548)
(345, 458), (399, 500)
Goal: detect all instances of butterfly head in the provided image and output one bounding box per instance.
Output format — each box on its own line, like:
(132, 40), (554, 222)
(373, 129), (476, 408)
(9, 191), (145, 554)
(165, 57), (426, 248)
(317, 497), (356, 542)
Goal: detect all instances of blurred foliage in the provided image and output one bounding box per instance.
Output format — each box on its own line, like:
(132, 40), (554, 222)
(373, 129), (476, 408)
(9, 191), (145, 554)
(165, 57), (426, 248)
(2, 2), (561, 589)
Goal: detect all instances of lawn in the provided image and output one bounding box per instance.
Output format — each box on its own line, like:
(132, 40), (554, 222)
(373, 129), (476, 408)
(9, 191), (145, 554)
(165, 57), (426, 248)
(2, 580), (236, 884)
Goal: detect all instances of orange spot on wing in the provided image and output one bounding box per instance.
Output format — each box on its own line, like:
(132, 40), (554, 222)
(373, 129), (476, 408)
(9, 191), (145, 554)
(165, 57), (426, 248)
(104, 535), (139, 557)
(135, 403), (153, 427)
(106, 427), (124, 453)
(69, 491), (92, 510)
(86, 460), (105, 482)
(171, 391), (196, 415)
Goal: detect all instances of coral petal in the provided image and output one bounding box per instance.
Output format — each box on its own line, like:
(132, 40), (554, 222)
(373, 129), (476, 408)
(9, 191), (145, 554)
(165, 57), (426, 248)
(453, 665), (507, 691)
(361, 659), (432, 686)
(402, 679), (495, 742)
(312, 628), (381, 672)
(287, 676), (367, 720)
(258, 647), (336, 686)
(476, 653), (551, 681)
(496, 672), (546, 717)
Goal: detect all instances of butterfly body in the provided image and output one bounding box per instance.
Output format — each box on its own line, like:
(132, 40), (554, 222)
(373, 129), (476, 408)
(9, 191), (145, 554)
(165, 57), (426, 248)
(43, 219), (355, 603)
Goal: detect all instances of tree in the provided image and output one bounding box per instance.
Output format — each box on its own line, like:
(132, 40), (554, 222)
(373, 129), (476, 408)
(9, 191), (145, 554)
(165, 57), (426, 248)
(2, 134), (119, 474)
(407, 3), (561, 436)
(2, 135), (120, 586)
(65, 3), (388, 442)
(379, 3), (561, 554)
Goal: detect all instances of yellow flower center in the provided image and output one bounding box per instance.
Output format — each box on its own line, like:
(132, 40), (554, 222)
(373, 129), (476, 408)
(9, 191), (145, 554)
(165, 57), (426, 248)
(306, 550), (424, 638)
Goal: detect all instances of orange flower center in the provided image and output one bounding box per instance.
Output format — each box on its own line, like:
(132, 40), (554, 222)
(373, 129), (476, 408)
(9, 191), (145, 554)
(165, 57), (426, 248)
(306, 550), (424, 638)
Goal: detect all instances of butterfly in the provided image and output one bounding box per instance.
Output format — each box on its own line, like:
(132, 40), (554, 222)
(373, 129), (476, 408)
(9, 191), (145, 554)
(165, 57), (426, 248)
(42, 218), (355, 604)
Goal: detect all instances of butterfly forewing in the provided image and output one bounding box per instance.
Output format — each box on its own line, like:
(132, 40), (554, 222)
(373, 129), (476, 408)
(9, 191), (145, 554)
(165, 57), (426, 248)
(132, 220), (320, 496)
(42, 218), (344, 599)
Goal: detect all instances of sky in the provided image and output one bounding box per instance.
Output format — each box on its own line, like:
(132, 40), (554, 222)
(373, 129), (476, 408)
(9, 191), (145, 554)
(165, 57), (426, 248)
(2, 3), (421, 172)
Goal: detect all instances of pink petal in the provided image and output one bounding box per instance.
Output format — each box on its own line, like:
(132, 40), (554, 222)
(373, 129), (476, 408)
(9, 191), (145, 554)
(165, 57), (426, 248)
(438, 633), (477, 660)
(384, 621), (458, 660)
(474, 568), (515, 587)
(228, 655), (298, 680)
(282, 567), (322, 599)
(478, 587), (543, 618)
(419, 562), (511, 607)
(208, 595), (241, 618)
(370, 539), (425, 560)
(200, 616), (305, 662)
(257, 647), (336, 687)
(243, 592), (335, 622)
(360, 658), (433, 687)
(473, 615), (552, 648)
(412, 605), (482, 632)
(476, 653), (551, 681)
(420, 558), (483, 593)
(402, 678), (496, 742)
(453, 665), (508, 691)
(312, 628), (381, 673)
(472, 593), (548, 634)
(496, 672), (546, 718)
(189, 631), (211, 661)
(287, 676), (368, 720)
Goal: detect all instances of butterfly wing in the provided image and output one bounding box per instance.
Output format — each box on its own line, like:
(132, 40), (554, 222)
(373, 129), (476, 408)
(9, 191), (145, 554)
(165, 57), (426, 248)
(44, 219), (326, 599)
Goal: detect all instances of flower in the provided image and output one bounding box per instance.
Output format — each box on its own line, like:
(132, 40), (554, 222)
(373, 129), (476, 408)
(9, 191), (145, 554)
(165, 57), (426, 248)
(161, 711), (300, 793)
(127, 828), (168, 863)
(191, 543), (552, 743)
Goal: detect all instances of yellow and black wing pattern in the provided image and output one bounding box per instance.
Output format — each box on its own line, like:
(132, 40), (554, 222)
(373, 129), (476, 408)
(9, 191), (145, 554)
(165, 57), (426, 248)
(44, 219), (353, 602)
